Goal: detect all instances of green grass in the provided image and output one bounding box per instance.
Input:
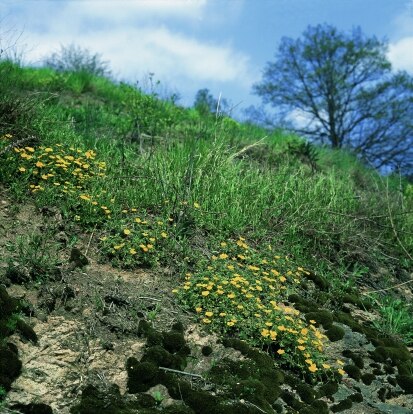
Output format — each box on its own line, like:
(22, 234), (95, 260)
(1, 60), (413, 369)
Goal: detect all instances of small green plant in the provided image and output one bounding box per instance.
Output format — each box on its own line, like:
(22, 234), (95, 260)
(5, 231), (59, 282)
(373, 296), (413, 345)
(0, 385), (7, 401)
(151, 390), (164, 406)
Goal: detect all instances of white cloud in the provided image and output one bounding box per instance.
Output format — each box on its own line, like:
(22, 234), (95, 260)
(66, 0), (208, 22)
(388, 37), (413, 73)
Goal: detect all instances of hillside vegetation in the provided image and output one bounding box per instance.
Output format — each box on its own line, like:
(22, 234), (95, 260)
(1, 60), (413, 413)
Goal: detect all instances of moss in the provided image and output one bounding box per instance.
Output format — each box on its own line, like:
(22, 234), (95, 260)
(260, 367), (284, 387)
(349, 393), (363, 403)
(10, 403), (53, 414)
(272, 403), (283, 413)
(396, 375), (413, 394)
(296, 383), (316, 404)
(162, 331), (186, 354)
(201, 345), (213, 356)
(16, 318), (38, 343)
(331, 397), (353, 413)
(141, 345), (186, 370)
(146, 330), (163, 347)
(126, 358), (159, 393)
(0, 343), (22, 391)
(318, 381), (338, 397)
(342, 350), (364, 369)
(384, 364), (395, 374)
(343, 364), (361, 381)
(299, 408), (317, 414)
(128, 393), (157, 409)
(171, 321), (184, 333)
(305, 310), (333, 329)
(231, 378), (270, 408)
(137, 319), (152, 337)
(287, 294), (316, 313)
(70, 384), (127, 414)
(351, 355), (364, 369)
(326, 325), (345, 342)
(397, 360), (413, 376)
(341, 293), (372, 310)
(387, 376), (397, 386)
(334, 311), (363, 333)
(310, 400), (329, 413)
(183, 388), (223, 414)
(371, 346), (411, 365)
(281, 390), (305, 411)
(162, 375), (192, 400)
(284, 373), (299, 388)
(162, 405), (195, 414)
(361, 373), (375, 385)
(378, 387), (387, 402)
(302, 271), (329, 291)
(222, 338), (250, 354)
(245, 348), (275, 370)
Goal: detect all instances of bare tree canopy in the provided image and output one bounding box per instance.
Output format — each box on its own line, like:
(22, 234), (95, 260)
(254, 24), (413, 173)
(44, 44), (111, 78)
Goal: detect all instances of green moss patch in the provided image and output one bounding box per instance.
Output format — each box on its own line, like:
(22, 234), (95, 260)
(326, 325), (345, 342)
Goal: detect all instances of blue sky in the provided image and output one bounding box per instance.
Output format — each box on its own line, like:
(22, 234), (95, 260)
(1, 0), (413, 116)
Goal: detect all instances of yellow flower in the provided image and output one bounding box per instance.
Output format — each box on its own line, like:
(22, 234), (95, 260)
(308, 364), (318, 373)
(278, 325), (286, 331)
(201, 291), (210, 296)
(227, 293), (235, 299)
(205, 311), (213, 317)
(35, 161), (45, 168)
(195, 307), (203, 313)
(279, 276), (286, 282)
(135, 217), (142, 223)
(44, 147), (53, 152)
(219, 312), (226, 317)
(322, 364), (331, 369)
(336, 359), (344, 366)
(25, 146), (35, 152)
(161, 232), (168, 238)
(277, 349), (285, 355)
(193, 202), (200, 208)
(219, 253), (228, 259)
(261, 329), (270, 337)
(301, 328), (309, 335)
(129, 248), (137, 255)
(113, 244), (125, 250)
(297, 345), (306, 351)
(270, 331), (277, 340)
(227, 321), (235, 327)
(202, 318), (211, 324)
(338, 368), (346, 376)
(18, 167), (26, 172)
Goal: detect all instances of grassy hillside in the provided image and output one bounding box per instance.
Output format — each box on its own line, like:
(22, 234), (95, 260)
(1, 60), (413, 413)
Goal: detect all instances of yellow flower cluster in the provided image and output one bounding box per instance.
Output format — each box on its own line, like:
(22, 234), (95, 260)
(173, 237), (342, 376)
(7, 142), (105, 194)
(98, 211), (171, 268)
